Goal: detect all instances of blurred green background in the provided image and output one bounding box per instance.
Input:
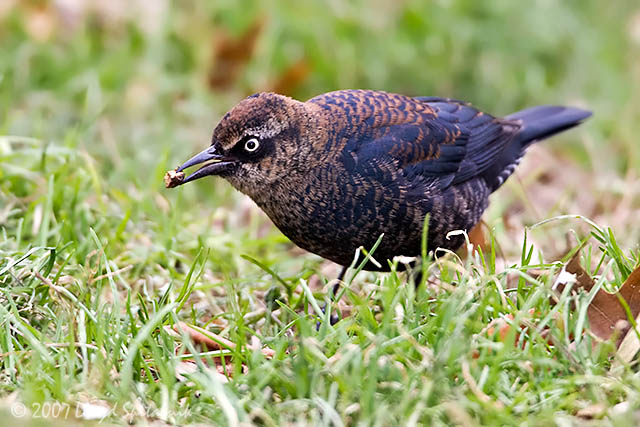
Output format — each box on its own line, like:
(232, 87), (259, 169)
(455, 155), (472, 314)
(2, 0), (638, 169)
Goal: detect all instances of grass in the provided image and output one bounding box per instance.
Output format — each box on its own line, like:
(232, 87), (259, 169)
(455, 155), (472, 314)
(2, 1), (640, 425)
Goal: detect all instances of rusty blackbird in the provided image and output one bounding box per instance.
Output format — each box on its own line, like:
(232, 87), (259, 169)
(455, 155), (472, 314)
(168, 90), (590, 271)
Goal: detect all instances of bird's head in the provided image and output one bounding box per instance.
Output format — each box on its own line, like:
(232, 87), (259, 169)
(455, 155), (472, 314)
(174, 92), (320, 197)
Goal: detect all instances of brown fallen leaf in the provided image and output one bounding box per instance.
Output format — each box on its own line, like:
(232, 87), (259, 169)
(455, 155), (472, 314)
(268, 58), (311, 97)
(207, 17), (265, 90)
(468, 221), (488, 253)
(559, 253), (640, 346)
(576, 402), (606, 419)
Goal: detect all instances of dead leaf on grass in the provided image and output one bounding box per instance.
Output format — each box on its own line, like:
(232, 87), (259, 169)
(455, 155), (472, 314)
(207, 17), (265, 90)
(268, 58), (310, 96)
(558, 254), (640, 346)
(576, 402), (606, 419)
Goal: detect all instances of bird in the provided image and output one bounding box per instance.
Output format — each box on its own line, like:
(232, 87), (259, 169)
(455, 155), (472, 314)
(167, 90), (591, 275)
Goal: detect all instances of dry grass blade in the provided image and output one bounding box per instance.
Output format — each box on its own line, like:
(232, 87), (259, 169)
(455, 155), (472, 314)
(171, 322), (275, 358)
(461, 360), (504, 409)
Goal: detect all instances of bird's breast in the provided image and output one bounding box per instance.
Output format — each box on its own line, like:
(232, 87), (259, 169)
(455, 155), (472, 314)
(248, 164), (428, 266)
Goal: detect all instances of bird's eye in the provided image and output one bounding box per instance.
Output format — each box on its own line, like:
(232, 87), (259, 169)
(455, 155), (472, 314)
(243, 137), (260, 152)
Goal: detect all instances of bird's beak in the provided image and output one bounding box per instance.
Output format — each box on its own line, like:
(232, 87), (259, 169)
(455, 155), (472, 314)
(175, 145), (236, 185)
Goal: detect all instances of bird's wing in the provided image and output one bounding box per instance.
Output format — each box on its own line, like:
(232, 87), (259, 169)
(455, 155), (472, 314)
(413, 97), (520, 186)
(329, 92), (520, 193)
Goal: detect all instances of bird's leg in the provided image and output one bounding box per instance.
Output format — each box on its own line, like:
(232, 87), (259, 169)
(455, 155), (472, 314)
(402, 259), (424, 289)
(412, 269), (423, 289)
(330, 266), (348, 300)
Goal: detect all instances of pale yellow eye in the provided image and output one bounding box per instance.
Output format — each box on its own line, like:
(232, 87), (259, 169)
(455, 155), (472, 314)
(244, 138), (260, 152)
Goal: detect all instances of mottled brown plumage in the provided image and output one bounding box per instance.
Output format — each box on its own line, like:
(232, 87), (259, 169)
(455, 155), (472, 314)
(170, 90), (591, 270)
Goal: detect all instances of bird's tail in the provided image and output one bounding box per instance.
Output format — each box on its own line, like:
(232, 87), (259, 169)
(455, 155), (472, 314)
(507, 105), (592, 147)
(485, 105), (591, 191)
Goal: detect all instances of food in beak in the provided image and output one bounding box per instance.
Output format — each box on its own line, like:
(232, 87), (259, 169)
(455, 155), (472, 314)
(164, 169), (185, 188)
